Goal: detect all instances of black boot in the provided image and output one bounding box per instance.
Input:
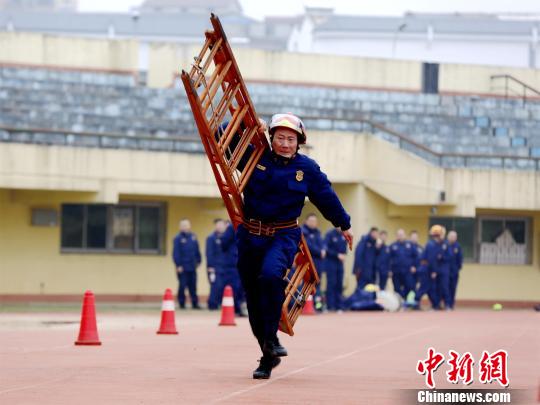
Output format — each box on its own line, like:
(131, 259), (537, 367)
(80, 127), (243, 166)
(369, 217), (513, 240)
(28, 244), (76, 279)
(253, 356), (281, 379)
(263, 337), (288, 357)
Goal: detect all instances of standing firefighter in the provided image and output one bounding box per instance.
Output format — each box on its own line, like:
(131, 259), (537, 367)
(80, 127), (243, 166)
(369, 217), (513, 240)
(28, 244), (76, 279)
(224, 113), (353, 379)
(375, 230), (391, 290)
(172, 219), (202, 309)
(418, 224), (451, 310)
(324, 227), (348, 312)
(301, 213), (326, 311)
(353, 227), (379, 290)
(447, 230), (463, 310)
(205, 219), (226, 310)
(389, 229), (419, 299)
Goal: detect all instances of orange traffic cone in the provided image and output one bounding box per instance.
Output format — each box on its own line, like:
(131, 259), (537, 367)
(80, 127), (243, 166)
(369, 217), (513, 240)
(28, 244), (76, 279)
(157, 288), (178, 335)
(219, 285), (236, 326)
(302, 294), (316, 315)
(75, 290), (102, 346)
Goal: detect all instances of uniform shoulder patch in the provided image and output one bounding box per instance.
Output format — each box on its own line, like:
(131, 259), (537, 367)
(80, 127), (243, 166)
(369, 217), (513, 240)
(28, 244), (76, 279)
(296, 170), (304, 181)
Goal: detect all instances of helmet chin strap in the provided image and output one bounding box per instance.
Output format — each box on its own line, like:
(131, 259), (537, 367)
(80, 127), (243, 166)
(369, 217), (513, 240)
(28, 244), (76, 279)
(271, 149), (296, 162)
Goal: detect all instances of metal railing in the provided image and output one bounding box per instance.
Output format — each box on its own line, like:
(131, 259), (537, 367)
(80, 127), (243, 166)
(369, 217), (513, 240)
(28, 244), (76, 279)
(0, 125), (203, 153)
(1, 120), (539, 171)
(490, 74), (540, 104)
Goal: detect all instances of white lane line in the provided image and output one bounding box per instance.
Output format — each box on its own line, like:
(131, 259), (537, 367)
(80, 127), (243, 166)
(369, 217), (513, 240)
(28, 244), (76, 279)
(208, 325), (439, 404)
(0, 374), (75, 395)
(0, 344), (72, 354)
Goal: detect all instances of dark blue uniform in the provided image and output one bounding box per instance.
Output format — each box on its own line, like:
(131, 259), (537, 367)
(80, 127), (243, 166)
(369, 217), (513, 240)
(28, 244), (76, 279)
(353, 233), (378, 289)
(302, 224), (325, 271)
(417, 239), (451, 309)
(236, 148), (351, 349)
(405, 242), (423, 295)
(220, 224), (244, 315)
(375, 243), (391, 290)
(206, 231), (225, 310)
(302, 224), (325, 307)
(414, 261), (437, 309)
(414, 242), (437, 309)
(324, 228), (348, 311)
(172, 231), (201, 308)
(448, 241), (463, 309)
(389, 240), (418, 299)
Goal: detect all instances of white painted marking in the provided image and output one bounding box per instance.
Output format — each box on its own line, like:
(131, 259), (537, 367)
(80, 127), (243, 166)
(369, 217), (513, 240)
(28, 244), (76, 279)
(208, 325), (439, 404)
(0, 375), (74, 395)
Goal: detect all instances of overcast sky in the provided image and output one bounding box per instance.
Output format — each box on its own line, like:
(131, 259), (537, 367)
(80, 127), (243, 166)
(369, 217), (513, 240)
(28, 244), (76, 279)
(78, 0), (540, 18)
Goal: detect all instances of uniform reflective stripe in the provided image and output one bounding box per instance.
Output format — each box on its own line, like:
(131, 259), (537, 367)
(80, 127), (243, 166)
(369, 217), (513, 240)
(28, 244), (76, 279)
(221, 297), (234, 306)
(161, 300), (175, 311)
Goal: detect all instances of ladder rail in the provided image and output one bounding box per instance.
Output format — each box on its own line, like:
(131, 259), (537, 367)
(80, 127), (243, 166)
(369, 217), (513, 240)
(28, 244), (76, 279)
(180, 13), (319, 336)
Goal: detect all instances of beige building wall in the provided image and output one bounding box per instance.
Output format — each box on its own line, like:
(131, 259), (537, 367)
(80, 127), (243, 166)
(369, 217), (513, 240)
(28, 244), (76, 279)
(439, 63), (540, 95)
(3, 32), (540, 95)
(1, 131), (538, 302)
(0, 32), (138, 71)
(0, 189), (228, 296)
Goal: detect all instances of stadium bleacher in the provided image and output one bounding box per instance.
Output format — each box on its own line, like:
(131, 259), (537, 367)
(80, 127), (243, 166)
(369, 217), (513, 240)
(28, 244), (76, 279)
(2, 65), (540, 169)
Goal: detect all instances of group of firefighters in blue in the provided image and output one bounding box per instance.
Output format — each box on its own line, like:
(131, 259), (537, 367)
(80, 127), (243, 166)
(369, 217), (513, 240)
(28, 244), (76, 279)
(173, 215), (463, 314)
(172, 112), (463, 379)
(352, 224), (463, 310)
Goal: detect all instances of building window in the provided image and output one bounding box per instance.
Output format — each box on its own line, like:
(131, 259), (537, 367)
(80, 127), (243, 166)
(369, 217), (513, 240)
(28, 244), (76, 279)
(429, 216), (532, 265)
(428, 217), (475, 260)
(60, 203), (165, 254)
(478, 217), (530, 265)
(112, 206), (135, 250)
(87, 205), (107, 249)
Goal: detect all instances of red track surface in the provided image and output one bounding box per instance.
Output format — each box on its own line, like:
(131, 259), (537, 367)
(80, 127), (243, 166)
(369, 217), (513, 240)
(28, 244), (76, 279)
(1, 310), (538, 404)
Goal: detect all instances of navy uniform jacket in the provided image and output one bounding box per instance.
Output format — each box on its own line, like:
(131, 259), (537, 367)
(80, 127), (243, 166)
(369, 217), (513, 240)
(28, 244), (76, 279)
(172, 231), (201, 272)
(389, 240), (418, 273)
(353, 234), (377, 275)
(220, 224), (239, 269)
(220, 120), (350, 230)
(448, 242), (463, 275)
(324, 228), (347, 265)
(412, 242), (423, 268)
(243, 150), (351, 230)
(301, 224), (325, 270)
(421, 239), (451, 274)
(206, 232), (225, 273)
(413, 243), (427, 274)
(375, 243), (391, 274)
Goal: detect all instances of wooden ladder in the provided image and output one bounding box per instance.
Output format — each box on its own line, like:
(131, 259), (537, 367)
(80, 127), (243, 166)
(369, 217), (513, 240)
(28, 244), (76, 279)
(180, 13), (319, 336)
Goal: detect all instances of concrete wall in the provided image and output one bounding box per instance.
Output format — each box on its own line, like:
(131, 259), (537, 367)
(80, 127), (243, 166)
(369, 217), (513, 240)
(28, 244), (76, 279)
(1, 131), (539, 301)
(439, 63), (540, 96)
(3, 32), (540, 95)
(0, 189), (227, 296)
(0, 32), (138, 71)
